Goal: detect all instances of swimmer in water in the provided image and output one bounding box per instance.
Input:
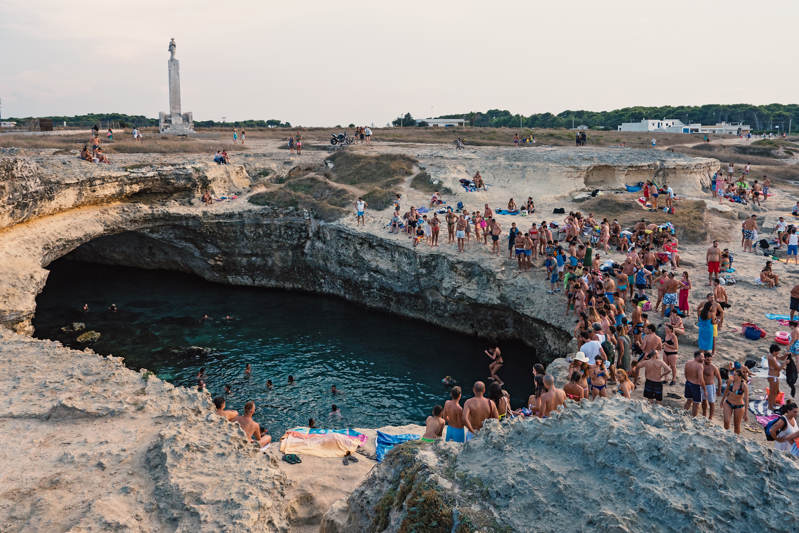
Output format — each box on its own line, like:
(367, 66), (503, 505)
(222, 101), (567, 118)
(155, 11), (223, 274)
(288, 375), (295, 384)
(331, 384), (338, 395)
(201, 314), (211, 322)
(244, 364), (251, 377)
(108, 304), (118, 313)
(82, 304), (89, 313)
(197, 367), (207, 381)
(266, 380), (273, 390)
(308, 418), (316, 428)
(224, 383), (231, 395)
(223, 315), (233, 321)
(330, 404), (342, 417)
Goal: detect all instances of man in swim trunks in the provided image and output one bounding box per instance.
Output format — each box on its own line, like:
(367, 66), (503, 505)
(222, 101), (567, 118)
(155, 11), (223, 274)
(742, 215), (758, 253)
(356, 198), (367, 226)
(706, 240), (721, 284)
(490, 219), (502, 255)
(213, 396), (238, 421)
(456, 215), (467, 252)
(701, 352), (721, 419)
(421, 405), (446, 442)
(635, 351), (672, 403)
(662, 272), (680, 317)
(683, 351), (707, 417)
(446, 210), (457, 243)
(536, 375), (566, 418)
(462, 381), (499, 439)
(234, 401), (271, 446)
(443, 386), (466, 442)
(514, 231), (526, 270)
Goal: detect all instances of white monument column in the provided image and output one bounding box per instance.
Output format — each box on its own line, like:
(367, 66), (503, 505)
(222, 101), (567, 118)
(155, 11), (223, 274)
(168, 51), (182, 118)
(160, 38), (194, 135)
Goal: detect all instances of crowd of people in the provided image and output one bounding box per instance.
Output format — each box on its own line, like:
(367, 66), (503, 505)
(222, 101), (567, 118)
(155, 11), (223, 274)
(370, 169), (799, 452)
(79, 127), (110, 164)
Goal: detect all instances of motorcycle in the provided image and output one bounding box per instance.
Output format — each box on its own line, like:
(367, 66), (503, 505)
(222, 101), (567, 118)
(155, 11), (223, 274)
(330, 133), (354, 146)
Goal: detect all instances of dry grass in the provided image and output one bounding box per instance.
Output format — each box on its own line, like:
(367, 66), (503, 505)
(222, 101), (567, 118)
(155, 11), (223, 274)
(325, 151), (416, 185)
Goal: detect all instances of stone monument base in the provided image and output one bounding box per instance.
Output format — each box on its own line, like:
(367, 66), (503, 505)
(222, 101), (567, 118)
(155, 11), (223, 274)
(159, 111), (195, 136)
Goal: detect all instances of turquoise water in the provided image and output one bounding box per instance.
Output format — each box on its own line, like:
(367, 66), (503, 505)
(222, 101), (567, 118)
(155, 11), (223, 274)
(33, 260), (537, 435)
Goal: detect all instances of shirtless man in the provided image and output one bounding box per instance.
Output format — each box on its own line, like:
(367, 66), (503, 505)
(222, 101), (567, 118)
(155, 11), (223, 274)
(537, 375), (566, 417)
(638, 324), (663, 360)
(446, 210), (457, 244)
(700, 352), (721, 419)
(443, 386), (466, 442)
(622, 256), (636, 300)
(713, 279), (730, 310)
(683, 351), (707, 417)
(767, 344), (789, 411)
(523, 232), (535, 270)
(421, 405), (446, 441)
(234, 401), (271, 446)
(490, 219), (502, 255)
(636, 351), (672, 403)
(662, 272), (681, 317)
(514, 231), (526, 270)
(483, 203), (493, 220)
(742, 215), (758, 253)
(603, 276), (617, 304)
(213, 396), (238, 421)
(462, 381), (499, 439)
(456, 215), (467, 252)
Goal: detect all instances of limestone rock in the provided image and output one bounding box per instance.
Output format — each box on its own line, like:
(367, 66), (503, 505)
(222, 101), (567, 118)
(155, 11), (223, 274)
(76, 330), (101, 343)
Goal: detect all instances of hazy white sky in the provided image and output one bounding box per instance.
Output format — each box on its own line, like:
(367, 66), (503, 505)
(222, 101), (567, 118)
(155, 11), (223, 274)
(1, 0), (797, 126)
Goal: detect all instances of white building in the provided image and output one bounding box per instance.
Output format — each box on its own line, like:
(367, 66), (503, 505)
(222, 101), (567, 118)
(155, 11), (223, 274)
(618, 118), (750, 135)
(617, 119), (696, 133)
(418, 118), (467, 127)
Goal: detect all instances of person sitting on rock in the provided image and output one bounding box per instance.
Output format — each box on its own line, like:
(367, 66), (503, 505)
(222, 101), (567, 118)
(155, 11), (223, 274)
(94, 147), (109, 164)
(213, 396), (238, 421)
(202, 190), (213, 205)
(233, 401), (271, 446)
(421, 405), (446, 442)
(80, 145), (93, 162)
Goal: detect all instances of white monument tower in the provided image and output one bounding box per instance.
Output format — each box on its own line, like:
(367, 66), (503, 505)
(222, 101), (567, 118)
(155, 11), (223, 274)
(159, 38), (194, 135)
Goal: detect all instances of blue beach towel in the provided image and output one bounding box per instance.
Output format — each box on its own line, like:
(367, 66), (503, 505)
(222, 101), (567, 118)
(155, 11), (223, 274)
(766, 313), (792, 321)
(495, 209), (520, 215)
(375, 431), (420, 462)
(625, 182), (644, 193)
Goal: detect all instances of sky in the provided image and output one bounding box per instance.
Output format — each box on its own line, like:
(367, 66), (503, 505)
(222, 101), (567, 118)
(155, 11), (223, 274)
(1, 0), (798, 126)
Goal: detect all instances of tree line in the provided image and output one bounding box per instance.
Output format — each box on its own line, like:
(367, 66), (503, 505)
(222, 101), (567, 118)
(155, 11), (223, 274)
(396, 104), (798, 132)
(4, 113), (291, 129)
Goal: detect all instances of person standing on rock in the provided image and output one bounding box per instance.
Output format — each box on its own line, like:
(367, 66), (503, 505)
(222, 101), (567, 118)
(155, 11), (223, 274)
(446, 210), (456, 244)
(485, 346), (504, 385)
(462, 381), (498, 440)
(356, 198), (367, 226)
(683, 351), (707, 417)
(742, 215), (758, 253)
(456, 215), (467, 252)
(234, 401), (271, 446)
(490, 219), (503, 256)
(444, 386), (466, 442)
(430, 213), (440, 246)
(636, 351), (672, 403)
(701, 352), (721, 420)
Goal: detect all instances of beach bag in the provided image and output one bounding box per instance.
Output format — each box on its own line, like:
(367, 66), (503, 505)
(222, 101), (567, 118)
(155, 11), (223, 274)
(765, 416), (787, 441)
(641, 301), (652, 312)
(553, 207), (565, 214)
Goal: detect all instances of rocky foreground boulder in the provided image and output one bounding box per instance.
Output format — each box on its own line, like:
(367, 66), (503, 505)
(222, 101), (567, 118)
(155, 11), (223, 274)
(323, 400), (799, 532)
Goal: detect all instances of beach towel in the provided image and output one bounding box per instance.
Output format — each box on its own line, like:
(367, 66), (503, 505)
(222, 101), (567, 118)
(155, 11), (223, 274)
(417, 207), (430, 214)
(279, 432), (360, 458)
(749, 399), (774, 418)
(495, 209), (520, 215)
(285, 427), (368, 446)
(625, 183), (643, 193)
(766, 314), (792, 321)
(376, 431), (420, 462)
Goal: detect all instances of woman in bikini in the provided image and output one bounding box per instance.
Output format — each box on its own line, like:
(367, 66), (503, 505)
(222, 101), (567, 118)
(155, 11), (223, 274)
(487, 382), (511, 420)
(722, 369), (749, 434)
(485, 346), (503, 385)
(615, 369), (635, 398)
(590, 354), (608, 399)
(663, 324), (679, 387)
(564, 371), (585, 402)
